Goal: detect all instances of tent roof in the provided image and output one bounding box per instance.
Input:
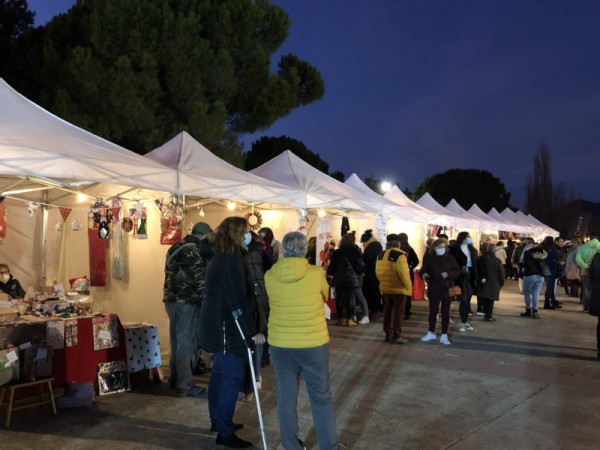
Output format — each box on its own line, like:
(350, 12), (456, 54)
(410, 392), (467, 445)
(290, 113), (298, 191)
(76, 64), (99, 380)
(416, 193), (480, 228)
(467, 204), (527, 233)
(0, 78), (178, 195)
(146, 132), (307, 206)
(250, 151), (380, 213)
(344, 174), (427, 222)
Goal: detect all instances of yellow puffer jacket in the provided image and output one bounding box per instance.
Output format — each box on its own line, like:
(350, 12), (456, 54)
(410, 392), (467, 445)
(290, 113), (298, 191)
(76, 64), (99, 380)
(375, 248), (412, 296)
(265, 257), (330, 348)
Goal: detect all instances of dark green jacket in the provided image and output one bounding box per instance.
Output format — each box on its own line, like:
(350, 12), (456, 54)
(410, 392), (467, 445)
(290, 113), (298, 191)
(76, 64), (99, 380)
(163, 235), (207, 305)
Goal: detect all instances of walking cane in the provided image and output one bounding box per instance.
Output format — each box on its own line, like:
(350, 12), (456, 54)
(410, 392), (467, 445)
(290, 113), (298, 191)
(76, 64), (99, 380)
(232, 309), (268, 450)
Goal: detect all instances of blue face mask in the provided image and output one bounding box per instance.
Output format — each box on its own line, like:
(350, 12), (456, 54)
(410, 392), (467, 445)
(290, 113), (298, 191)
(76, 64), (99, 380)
(243, 232), (252, 247)
(466, 237), (473, 245)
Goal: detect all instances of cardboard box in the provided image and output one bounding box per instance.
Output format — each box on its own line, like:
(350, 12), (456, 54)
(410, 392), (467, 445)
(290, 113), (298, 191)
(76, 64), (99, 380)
(0, 308), (18, 322)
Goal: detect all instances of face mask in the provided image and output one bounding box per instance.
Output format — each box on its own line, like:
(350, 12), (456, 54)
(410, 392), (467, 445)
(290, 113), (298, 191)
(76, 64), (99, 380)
(243, 232), (252, 247)
(1, 273), (9, 282)
(466, 237), (473, 245)
(435, 247), (446, 256)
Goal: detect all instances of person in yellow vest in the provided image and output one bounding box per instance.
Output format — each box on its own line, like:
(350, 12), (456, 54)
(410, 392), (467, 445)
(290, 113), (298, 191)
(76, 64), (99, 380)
(265, 231), (339, 450)
(375, 234), (413, 344)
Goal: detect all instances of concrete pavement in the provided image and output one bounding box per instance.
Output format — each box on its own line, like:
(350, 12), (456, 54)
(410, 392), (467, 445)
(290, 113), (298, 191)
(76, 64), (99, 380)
(3, 279), (600, 449)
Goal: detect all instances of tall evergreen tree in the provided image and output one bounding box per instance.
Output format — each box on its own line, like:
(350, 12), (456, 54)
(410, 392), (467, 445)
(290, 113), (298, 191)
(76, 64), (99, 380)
(525, 144), (554, 223)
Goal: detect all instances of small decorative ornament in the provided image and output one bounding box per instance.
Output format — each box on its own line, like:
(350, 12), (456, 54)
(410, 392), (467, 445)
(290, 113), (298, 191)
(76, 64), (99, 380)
(71, 218), (82, 231)
(244, 210), (263, 231)
(25, 201), (40, 216)
(55, 222), (63, 232)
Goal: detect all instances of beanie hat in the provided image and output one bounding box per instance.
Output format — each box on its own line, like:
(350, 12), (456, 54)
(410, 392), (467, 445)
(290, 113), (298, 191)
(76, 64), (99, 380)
(192, 222), (212, 236)
(360, 229), (373, 243)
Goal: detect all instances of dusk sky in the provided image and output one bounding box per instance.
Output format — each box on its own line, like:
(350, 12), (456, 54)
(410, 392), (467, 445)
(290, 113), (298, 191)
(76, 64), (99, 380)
(27, 0), (600, 208)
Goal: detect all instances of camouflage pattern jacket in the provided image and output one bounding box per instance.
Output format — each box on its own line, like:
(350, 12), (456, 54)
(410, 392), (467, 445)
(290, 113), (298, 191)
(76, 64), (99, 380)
(163, 234), (207, 305)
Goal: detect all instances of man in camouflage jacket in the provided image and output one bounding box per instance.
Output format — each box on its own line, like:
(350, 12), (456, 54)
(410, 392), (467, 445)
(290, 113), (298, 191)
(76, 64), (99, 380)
(163, 221), (212, 397)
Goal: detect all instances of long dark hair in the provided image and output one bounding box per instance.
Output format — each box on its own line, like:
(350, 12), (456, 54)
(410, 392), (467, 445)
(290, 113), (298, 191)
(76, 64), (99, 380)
(213, 217), (247, 254)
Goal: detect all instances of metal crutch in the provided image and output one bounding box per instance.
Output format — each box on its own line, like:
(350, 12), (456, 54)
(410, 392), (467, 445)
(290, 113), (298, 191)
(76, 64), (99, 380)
(232, 309), (268, 449)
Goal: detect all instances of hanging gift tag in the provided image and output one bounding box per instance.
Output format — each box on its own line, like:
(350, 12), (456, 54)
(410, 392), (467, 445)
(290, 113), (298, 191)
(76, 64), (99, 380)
(19, 341), (32, 350)
(35, 347), (48, 361)
(98, 329), (112, 340)
(6, 350), (18, 364)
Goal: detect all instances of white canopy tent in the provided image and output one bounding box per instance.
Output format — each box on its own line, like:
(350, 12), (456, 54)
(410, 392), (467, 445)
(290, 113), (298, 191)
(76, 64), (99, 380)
(416, 193), (481, 229)
(467, 204), (528, 234)
(445, 199), (492, 230)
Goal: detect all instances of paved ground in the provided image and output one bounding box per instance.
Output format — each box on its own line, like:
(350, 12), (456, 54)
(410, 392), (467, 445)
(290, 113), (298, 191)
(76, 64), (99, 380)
(4, 279), (600, 449)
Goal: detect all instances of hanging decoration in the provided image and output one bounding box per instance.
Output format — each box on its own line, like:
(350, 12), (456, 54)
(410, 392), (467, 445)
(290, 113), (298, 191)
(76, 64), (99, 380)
(245, 210), (263, 231)
(111, 199), (124, 280)
(59, 207), (72, 222)
(90, 200), (113, 239)
(130, 203), (148, 239)
(71, 218), (82, 231)
(160, 195), (183, 245)
(25, 201), (40, 216)
(0, 200), (6, 241)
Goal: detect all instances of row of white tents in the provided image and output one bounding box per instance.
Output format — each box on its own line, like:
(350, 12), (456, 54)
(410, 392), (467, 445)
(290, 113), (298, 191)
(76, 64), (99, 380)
(0, 77), (557, 344)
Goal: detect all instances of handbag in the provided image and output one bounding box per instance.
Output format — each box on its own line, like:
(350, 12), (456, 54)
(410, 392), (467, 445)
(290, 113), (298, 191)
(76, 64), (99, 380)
(0, 340), (19, 385)
(448, 285), (462, 298)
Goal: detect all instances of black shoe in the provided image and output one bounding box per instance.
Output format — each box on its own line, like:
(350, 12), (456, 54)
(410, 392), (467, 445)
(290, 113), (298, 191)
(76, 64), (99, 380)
(177, 386), (206, 397)
(531, 310), (540, 319)
(404, 313), (412, 320)
(211, 423), (244, 432)
(216, 433), (252, 448)
(483, 317), (496, 322)
(520, 308), (531, 317)
(552, 301), (562, 309)
(384, 335), (391, 343)
(543, 304), (555, 310)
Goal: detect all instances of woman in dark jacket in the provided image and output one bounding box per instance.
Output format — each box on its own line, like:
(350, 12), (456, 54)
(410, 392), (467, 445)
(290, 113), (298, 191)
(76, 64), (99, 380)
(520, 239), (547, 319)
(451, 231), (479, 332)
(419, 238), (461, 345)
(541, 235), (562, 310)
(477, 244), (505, 322)
(0, 263), (25, 298)
(361, 229), (383, 318)
(587, 251), (600, 359)
(327, 232), (369, 326)
(198, 217), (261, 448)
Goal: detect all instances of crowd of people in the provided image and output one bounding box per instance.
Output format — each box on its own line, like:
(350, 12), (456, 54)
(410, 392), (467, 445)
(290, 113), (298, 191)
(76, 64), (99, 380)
(160, 217), (600, 449)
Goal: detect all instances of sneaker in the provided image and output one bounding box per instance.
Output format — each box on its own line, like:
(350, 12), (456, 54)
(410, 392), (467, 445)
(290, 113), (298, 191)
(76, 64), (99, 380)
(421, 331), (437, 342)
(483, 317), (496, 322)
(476, 311), (485, 316)
(358, 316), (370, 324)
(458, 323), (466, 332)
(464, 323), (474, 331)
(449, 317), (454, 325)
(215, 433), (252, 448)
(439, 334), (451, 345)
(391, 337), (408, 344)
(347, 319), (357, 327)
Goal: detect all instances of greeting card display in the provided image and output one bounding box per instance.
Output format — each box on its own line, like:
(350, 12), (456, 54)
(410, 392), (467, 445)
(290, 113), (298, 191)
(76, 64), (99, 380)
(93, 316), (119, 350)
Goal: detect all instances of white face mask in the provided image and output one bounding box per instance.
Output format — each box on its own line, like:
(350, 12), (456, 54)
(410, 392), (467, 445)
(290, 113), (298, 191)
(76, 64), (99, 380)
(243, 232), (252, 247)
(1, 273), (10, 282)
(435, 247), (446, 256)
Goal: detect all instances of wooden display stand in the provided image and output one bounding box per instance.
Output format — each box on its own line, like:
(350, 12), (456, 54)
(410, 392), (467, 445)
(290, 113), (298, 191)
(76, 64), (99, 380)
(0, 377), (57, 426)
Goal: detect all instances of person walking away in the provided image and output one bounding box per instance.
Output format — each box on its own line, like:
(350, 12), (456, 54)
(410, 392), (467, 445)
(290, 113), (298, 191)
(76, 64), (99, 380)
(520, 238), (547, 319)
(163, 222), (212, 398)
(494, 241), (508, 278)
(477, 244), (505, 321)
(512, 240), (526, 293)
(242, 230), (273, 401)
(505, 239), (516, 279)
(565, 238), (582, 298)
(376, 234), (413, 344)
(419, 239), (461, 344)
(327, 233), (369, 325)
(542, 236), (562, 310)
(398, 233), (419, 320)
(198, 217), (264, 448)
(587, 250), (600, 360)
(576, 235), (600, 312)
(361, 229), (383, 319)
(451, 232), (479, 332)
(265, 232), (340, 450)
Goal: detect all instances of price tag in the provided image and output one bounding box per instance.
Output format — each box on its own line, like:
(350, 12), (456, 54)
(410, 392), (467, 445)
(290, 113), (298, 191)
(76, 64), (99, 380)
(98, 330), (112, 340)
(6, 350), (18, 364)
(34, 347), (48, 361)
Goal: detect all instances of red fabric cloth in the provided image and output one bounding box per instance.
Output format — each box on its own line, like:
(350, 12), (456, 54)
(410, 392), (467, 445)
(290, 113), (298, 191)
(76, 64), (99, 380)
(412, 270), (425, 300)
(88, 228), (107, 286)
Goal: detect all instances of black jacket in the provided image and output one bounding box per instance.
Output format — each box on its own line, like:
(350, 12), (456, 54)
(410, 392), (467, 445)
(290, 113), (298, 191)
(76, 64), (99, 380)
(522, 246), (548, 276)
(362, 239), (383, 280)
(589, 252), (600, 317)
(0, 275), (25, 299)
(198, 252), (256, 358)
(328, 246), (365, 289)
(243, 240), (272, 335)
(451, 244), (479, 290)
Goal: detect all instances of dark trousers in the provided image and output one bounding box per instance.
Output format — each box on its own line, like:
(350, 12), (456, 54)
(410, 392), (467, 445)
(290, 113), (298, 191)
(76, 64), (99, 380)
(335, 288), (355, 320)
(404, 297), (412, 317)
(382, 294), (407, 339)
(459, 280), (474, 323)
(544, 275), (557, 303)
(428, 296), (452, 334)
(480, 296), (495, 318)
(208, 352), (246, 436)
(362, 276), (382, 314)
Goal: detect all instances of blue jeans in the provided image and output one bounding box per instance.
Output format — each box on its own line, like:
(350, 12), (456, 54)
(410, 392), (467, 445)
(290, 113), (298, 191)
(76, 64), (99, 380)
(165, 302), (198, 393)
(208, 352), (246, 436)
(350, 287), (369, 317)
(523, 275), (544, 310)
(270, 344), (339, 450)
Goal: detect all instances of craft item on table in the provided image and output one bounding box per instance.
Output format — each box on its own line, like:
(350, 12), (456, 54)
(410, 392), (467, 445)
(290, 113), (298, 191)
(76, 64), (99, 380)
(69, 276), (90, 293)
(21, 337), (53, 381)
(111, 199), (124, 280)
(136, 207), (148, 239)
(46, 320), (65, 350)
(160, 197), (183, 245)
(0, 200), (6, 241)
(124, 325), (161, 373)
(0, 340), (20, 385)
(244, 210), (263, 231)
(93, 315), (119, 350)
(64, 319), (78, 347)
(97, 360), (130, 395)
(88, 227), (107, 286)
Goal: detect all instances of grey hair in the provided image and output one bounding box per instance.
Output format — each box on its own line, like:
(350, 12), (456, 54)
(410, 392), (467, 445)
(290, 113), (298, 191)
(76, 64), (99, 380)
(282, 231), (308, 258)
(486, 243), (496, 254)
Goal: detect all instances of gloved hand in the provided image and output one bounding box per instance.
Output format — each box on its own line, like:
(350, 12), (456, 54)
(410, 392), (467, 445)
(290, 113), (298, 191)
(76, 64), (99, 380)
(441, 271), (448, 279)
(251, 333), (266, 345)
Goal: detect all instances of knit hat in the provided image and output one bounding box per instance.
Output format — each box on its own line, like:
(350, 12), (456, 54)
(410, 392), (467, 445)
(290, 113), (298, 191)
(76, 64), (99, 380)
(360, 229), (373, 243)
(192, 222), (212, 236)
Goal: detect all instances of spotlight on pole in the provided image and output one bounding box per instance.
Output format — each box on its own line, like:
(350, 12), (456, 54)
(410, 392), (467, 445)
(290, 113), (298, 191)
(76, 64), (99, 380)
(380, 181), (392, 193)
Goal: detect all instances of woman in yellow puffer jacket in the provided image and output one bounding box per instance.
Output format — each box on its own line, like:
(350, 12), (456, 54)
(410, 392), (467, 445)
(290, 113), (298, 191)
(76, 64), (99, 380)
(376, 234), (412, 344)
(265, 231), (339, 450)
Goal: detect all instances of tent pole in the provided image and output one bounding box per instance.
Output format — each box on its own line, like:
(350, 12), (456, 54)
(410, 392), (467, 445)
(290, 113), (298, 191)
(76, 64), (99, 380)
(41, 191), (48, 288)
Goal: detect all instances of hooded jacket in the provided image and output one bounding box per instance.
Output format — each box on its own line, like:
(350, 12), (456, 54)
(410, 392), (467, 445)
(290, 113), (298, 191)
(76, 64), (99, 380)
(362, 236), (383, 280)
(576, 238), (600, 276)
(162, 234), (207, 305)
(265, 257), (330, 349)
(477, 253), (505, 300)
(375, 248), (412, 296)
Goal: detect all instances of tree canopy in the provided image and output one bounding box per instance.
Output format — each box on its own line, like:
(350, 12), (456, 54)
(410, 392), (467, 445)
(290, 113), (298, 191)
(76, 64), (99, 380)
(413, 169), (511, 212)
(1, 0), (324, 165)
